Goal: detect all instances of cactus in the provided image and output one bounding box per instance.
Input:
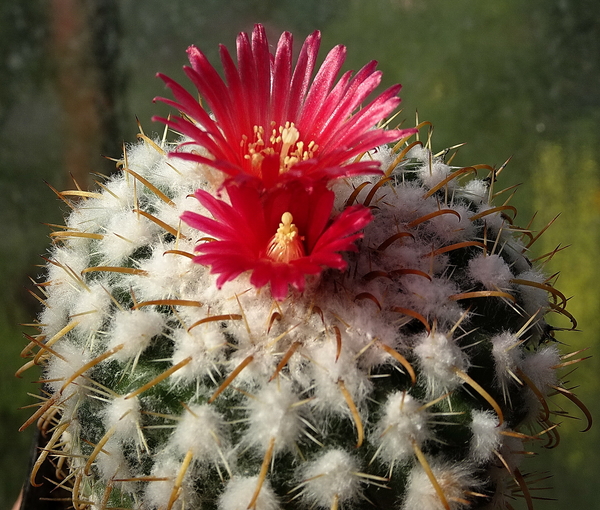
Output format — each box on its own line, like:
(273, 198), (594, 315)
(21, 24), (589, 510)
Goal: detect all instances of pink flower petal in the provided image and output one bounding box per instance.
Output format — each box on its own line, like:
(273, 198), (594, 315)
(155, 24), (416, 188)
(183, 181), (373, 300)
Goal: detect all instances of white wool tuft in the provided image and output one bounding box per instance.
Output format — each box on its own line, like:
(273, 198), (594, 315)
(402, 460), (479, 510)
(38, 305), (70, 342)
(406, 144), (430, 162)
(45, 246), (89, 290)
(491, 332), (523, 390)
(144, 457), (197, 510)
(133, 240), (205, 301)
(171, 326), (226, 382)
(308, 339), (372, 415)
(103, 395), (141, 440)
(124, 138), (169, 180)
(107, 309), (165, 360)
(95, 438), (133, 482)
(70, 281), (112, 334)
(42, 248), (90, 335)
(361, 145), (398, 175)
(98, 176), (139, 211)
(152, 190), (202, 237)
(456, 179), (488, 204)
(141, 138), (213, 191)
(427, 203), (476, 243)
(514, 269), (549, 316)
(218, 476), (281, 510)
(68, 179), (138, 240)
(400, 276), (463, 326)
(98, 209), (158, 264)
(418, 160), (452, 190)
(385, 183), (437, 225)
(44, 340), (92, 398)
(300, 449), (362, 508)
(468, 253), (514, 290)
(245, 380), (303, 454)
(519, 345), (560, 394)
(170, 404), (229, 466)
(371, 392), (429, 465)
(469, 410), (503, 464)
(414, 332), (469, 396)
(519, 346), (560, 424)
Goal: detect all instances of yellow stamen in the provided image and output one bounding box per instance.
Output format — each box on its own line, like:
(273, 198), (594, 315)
(243, 122), (317, 175)
(266, 212), (305, 263)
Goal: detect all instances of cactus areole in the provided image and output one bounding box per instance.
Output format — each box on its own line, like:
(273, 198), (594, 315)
(21, 24), (589, 510)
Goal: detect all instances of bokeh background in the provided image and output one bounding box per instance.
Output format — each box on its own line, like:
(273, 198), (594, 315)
(1, 0), (598, 508)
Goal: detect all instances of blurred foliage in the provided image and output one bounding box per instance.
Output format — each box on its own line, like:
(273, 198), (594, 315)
(529, 119), (600, 508)
(0, 1), (48, 128)
(0, 0), (598, 508)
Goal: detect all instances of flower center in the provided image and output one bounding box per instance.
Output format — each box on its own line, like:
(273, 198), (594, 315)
(242, 122), (318, 176)
(265, 212), (306, 263)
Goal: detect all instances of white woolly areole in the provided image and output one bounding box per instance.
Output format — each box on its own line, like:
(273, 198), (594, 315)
(171, 326), (226, 383)
(38, 305), (70, 342)
(469, 410), (504, 464)
(139, 137), (212, 191)
(41, 247), (89, 337)
(515, 269), (549, 316)
(45, 340), (92, 399)
(124, 139), (167, 179)
(45, 247), (89, 300)
(94, 176), (139, 213)
(98, 209), (159, 264)
(402, 460), (479, 510)
(372, 392), (429, 465)
(414, 332), (469, 396)
(70, 281), (112, 334)
(144, 457), (197, 510)
(367, 144), (397, 170)
(418, 160), (452, 190)
(426, 203), (476, 243)
(103, 395), (141, 440)
(400, 276), (463, 327)
(491, 332), (523, 391)
(170, 404), (228, 464)
(518, 346), (560, 425)
(308, 339), (372, 415)
(133, 240), (205, 302)
(245, 381), (303, 454)
(406, 144), (430, 162)
(218, 476), (281, 510)
(107, 309), (165, 360)
(300, 450), (362, 508)
(456, 179), (488, 204)
(519, 345), (560, 396)
(95, 437), (133, 482)
(151, 191), (191, 235)
(468, 253), (514, 290)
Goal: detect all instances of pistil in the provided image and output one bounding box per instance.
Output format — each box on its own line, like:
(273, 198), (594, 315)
(266, 212), (306, 263)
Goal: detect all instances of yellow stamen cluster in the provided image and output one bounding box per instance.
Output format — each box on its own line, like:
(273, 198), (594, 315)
(265, 212), (306, 263)
(241, 122), (318, 176)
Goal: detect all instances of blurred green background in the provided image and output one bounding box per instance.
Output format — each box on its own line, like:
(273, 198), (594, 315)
(1, 0), (598, 508)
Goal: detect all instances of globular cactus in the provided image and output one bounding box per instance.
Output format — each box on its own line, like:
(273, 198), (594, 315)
(20, 24), (589, 510)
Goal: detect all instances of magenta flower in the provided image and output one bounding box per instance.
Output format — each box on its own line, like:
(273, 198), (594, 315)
(182, 182), (372, 300)
(155, 24), (415, 188)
